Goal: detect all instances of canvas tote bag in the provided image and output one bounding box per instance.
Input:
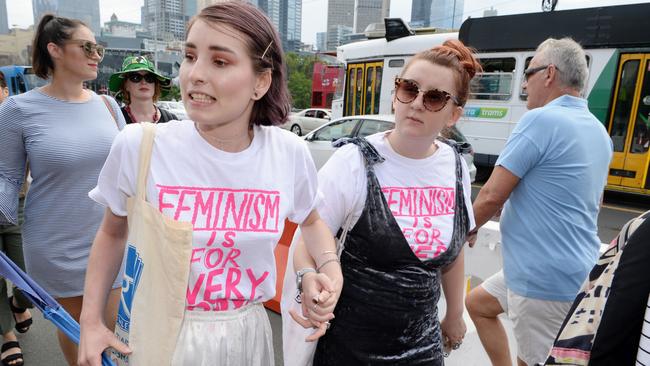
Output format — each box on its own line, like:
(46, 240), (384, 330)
(113, 122), (194, 365)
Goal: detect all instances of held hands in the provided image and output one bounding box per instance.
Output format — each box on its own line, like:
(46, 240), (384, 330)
(78, 321), (131, 366)
(289, 262), (343, 342)
(440, 314), (466, 356)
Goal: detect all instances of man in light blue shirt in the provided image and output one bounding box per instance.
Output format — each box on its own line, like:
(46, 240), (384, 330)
(465, 38), (613, 366)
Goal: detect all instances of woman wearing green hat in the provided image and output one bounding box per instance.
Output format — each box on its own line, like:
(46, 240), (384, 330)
(109, 56), (178, 124)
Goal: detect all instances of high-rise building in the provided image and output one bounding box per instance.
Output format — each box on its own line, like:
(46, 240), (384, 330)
(32, 0), (101, 34)
(410, 0), (431, 28)
(354, 0), (389, 34)
(255, 0), (302, 52)
(316, 32), (327, 52)
(278, 0), (301, 51)
(410, 0), (464, 29)
(142, 0), (186, 40)
(0, 0), (8, 34)
(191, 0), (301, 52)
(326, 0), (354, 51)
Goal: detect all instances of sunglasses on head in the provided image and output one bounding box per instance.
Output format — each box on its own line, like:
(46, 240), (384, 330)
(67, 39), (105, 61)
(394, 77), (460, 112)
(126, 73), (157, 84)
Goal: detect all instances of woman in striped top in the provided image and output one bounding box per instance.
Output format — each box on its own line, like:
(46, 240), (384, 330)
(0, 14), (125, 365)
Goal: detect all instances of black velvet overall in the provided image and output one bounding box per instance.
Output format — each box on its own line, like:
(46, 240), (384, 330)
(313, 137), (470, 366)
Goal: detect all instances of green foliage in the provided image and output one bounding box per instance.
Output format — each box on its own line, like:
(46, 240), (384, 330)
(285, 52), (317, 109)
(161, 84), (181, 101)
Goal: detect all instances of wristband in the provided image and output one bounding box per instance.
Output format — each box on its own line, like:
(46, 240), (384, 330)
(296, 267), (317, 293)
(316, 258), (340, 272)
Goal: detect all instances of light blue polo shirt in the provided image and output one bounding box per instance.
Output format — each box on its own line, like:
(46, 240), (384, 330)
(496, 95), (613, 301)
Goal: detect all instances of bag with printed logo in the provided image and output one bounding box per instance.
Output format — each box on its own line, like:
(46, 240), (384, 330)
(113, 122), (194, 365)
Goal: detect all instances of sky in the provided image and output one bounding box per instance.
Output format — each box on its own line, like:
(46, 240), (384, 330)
(6, 0), (650, 45)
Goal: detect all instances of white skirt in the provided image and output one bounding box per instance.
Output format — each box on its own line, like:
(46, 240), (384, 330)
(171, 304), (274, 366)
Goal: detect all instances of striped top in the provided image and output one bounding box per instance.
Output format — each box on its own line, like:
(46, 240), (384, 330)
(639, 296), (650, 365)
(0, 89), (126, 297)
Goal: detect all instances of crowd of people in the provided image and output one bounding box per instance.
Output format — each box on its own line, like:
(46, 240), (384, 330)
(0, 2), (647, 366)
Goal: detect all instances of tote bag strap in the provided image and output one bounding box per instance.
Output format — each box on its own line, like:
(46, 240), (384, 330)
(136, 122), (156, 201)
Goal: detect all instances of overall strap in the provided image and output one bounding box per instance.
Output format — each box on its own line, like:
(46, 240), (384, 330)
(136, 122), (156, 201)
(332, 137), (385, 171)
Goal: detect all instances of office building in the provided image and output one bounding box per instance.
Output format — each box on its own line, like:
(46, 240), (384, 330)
(326, 0), (354, 51)
(142, 0), (186, 40)
(411, 0), (464, 29)
(355, 0), (389, 34)
(316, 31), (327, 52)
(32, 0), (101, 34)
(0, 0), (8, 35)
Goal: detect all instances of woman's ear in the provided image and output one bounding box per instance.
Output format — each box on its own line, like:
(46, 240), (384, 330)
(47, 42), (64, 61)
(446, 106), (463, 127)
(253, 70), (272, 100)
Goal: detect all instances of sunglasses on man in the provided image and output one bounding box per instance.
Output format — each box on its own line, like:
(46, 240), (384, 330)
(394, 77), (460, 112)
(125, 73), (158, 84)
(67, 39), (105, 61)
(523, 64), (560, 82)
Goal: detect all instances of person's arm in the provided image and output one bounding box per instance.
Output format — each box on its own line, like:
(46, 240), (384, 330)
(78, 209), (132, 366)
(290, 211), (342, 341)
(468, 166), (520, 246)
(0, 98), (27, 226)
(288, 144), (360, 340)
(440, 249), (465, 350)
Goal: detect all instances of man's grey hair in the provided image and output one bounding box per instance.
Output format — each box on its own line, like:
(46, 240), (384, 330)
(536, 37), (589, 92)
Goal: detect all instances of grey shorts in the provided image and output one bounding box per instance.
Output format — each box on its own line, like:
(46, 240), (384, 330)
(482, 270), (573, 365)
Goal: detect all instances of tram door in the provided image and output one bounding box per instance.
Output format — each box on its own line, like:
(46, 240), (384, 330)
(345, 61), (383, 116)
(607, 54), (650, 189)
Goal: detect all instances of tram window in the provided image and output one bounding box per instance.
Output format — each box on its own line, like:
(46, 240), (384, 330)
(611, 60), (640, 152)
(355, 68), (363, 114)
(374, 67), (382, 113)
(630, 60), (650, 154)
(346, 68), (356, 115)
(365, 67), (374, 114)
(470, 57), (515, 101)
(388, 59), (404, 68)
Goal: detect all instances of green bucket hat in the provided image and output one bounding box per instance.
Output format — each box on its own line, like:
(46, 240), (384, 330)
(108, 56), (172, 93)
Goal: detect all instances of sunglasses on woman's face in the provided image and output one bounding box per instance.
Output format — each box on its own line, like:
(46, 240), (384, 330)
(67, 39), (105, 61)
(126, 73), (157, 84)
(394, 77), (460, 112)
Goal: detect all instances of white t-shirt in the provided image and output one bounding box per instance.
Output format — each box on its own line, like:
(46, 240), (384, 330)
(90, 121), (318, 311)
(317, 132), (475, 260)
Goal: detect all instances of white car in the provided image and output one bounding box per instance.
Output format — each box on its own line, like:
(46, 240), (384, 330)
(303, 114), (477, 182)
(157, 101), (188, 120)
(282, 108), (331, 136)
